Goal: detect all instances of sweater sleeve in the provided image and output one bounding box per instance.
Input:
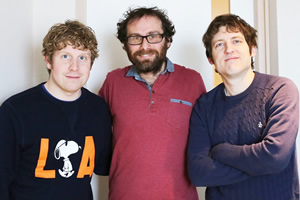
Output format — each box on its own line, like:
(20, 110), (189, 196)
(210, 79), (299, 176)
(93, 100), (112, 176)
(187, 98), (250, 187)
(98, 72), (112, 105)
(0, 102), (21, 199)
(98, 77), (107, 100)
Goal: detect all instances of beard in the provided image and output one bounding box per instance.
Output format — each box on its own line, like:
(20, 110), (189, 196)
(126, 42), (168, 75)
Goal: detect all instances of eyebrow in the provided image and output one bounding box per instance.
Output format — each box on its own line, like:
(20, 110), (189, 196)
(212, 35), (245, 45)
(127, 31), (162, 36)
(231, 36), (245, 40)
(56, 51), (91, 58)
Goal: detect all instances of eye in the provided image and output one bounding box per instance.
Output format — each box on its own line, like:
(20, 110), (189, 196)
(129, 36), (141, 41)
(215, 42), (224, 48)
(63, 54), (69, 59)
(79, 56), (85, 61)
(149, 34), (156, 39)
(233, 39), (242, 44)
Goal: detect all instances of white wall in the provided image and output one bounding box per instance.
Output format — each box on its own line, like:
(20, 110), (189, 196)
(0, 1), (33, 103)
(276, 0), (300, 89)
(230, 0), (254, 26)
(275, 0), (300, 171)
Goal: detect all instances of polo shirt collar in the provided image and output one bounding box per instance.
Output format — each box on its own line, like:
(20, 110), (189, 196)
(126, 58), (174, 79)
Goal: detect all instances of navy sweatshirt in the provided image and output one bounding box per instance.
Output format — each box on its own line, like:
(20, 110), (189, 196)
(0, 83), (112, 200)
(188, 72), (299, 200)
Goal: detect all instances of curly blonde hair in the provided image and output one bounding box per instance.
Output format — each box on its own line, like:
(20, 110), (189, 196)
(42, 20), (99, 72)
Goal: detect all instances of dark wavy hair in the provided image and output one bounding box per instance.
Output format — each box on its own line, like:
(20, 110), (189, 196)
(42, 20), (99, 72)
(202, 14), (257, 68)
(117, 6), (176, 44)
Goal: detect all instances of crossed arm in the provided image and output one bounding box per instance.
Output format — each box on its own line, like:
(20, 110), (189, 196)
(187, 81), (299, 187)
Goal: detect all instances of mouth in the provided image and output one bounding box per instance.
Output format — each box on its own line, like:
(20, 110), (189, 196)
(138, 53), (154, 60)
(225, 57), (238, 62)
(135, 50), (157, 60)
(66, 75), (80, 79)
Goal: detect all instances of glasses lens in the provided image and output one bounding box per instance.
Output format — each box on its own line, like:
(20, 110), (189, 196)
(147, 34), (163, 44)
(127, 34), (164, 45)
(127, 36), (142, 45)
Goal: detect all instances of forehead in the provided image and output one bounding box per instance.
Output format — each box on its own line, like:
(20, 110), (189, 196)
(212, 26), (245, 42)
(127, 15), (163, 35)
(55, 44), (91, 55)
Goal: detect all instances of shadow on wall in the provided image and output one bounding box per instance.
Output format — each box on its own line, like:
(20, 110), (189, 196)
(32, 43), (49, 85)
(91, 175), (109, 200)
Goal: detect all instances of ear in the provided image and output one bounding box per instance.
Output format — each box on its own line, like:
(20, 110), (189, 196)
(122, 45), (129, 52)
(167, 42), (171, 49)
(166, 37), (171, 49)
(208, 57), (214, 65)
(250, 46), (257, 57)
(45, 56), (52, 70)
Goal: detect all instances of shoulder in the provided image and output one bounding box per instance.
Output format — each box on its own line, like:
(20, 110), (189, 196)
(0, 84), (45, 119)
(105, 66), (131, 79)
(192, 83), (225, 114)
(173, 64), (201, 77)
(2, 84), (43, 106)
(199, 84), (223, 103)
(255, 72), (298, 94)
(173, 64), (204, 85)
(81, 88), (111, 119)
(191, 84), (224, 119)
(172, 64), (206, 94)
(81, 88), (108, 105)
(255, 72), (292, 86)
(100, 66), (133, 93)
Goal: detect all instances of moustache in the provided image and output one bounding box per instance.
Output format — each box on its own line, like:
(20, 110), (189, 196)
(133, 49), (158, 57)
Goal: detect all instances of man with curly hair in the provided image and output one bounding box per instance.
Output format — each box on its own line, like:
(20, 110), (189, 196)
(99, 6), (206, 200)
(0, 20), (112, 200)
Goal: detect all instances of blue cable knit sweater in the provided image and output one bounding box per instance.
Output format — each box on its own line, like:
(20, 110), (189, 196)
(188, 72), (299, 200)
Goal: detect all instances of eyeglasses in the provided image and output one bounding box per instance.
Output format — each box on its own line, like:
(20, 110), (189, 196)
(126, 34), (165, 45)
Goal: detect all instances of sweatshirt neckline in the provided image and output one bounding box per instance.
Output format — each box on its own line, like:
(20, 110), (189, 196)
(223, 71), (259, 100)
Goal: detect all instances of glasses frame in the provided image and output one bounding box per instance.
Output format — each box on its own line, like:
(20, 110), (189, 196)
(126, 33), (165, 45)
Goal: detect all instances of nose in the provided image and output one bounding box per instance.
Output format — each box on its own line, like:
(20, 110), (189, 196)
(69, 60), (79, 71)
(140, 37), (151, 49)
(225, 42), (234, 54)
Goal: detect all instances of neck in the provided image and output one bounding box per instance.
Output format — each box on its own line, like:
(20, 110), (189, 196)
(139, 64), (166, 86)
(44, 82), (81, 101)
(223, 70), (255, 96)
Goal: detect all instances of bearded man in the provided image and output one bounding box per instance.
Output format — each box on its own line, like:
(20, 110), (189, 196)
(98, 6), (206, 200)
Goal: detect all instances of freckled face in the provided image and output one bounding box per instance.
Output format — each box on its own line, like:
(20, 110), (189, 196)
(210, 26), (256, 79)
(46, 45), (92, 100)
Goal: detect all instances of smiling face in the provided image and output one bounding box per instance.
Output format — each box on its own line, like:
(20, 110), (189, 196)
(210, 26), (256, 80)
(45, 45), (92, 101)
(124, 15), (170, 75)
